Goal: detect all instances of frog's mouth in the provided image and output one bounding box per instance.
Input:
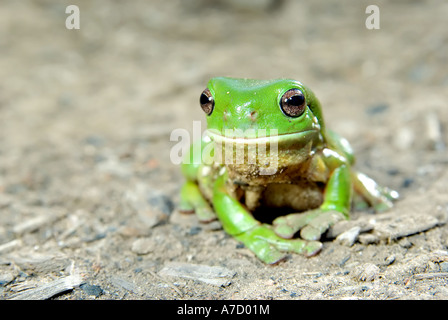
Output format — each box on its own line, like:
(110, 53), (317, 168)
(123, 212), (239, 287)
(205, 128), (321, 146)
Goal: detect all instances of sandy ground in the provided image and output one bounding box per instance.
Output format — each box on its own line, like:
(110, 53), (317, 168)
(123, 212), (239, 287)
(1, 0), (448, 300)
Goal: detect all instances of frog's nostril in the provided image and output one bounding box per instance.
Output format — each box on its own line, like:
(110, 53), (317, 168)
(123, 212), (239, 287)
(249, 110), (258, 122)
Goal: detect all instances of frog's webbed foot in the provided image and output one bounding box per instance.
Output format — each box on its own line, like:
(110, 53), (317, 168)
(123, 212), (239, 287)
(235, 224), (322, 264)
(273, 209), (346, 241)
(272, 164), (351, 241)
(212, 173), (322, 264)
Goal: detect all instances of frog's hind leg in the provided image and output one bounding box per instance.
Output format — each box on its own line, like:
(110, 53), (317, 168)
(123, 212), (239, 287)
(352, 171), (399, 212)
(273, 164), (351, 241)
(179, 181), (216, 222)
(213, 173), (322, 264)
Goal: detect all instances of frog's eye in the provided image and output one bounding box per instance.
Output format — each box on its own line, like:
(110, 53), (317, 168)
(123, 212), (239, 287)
(280, 89), (306, 117)
(200, 88), (214, 115)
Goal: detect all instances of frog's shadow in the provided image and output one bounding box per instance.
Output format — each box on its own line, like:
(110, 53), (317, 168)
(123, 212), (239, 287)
(252, 206), (293, 225)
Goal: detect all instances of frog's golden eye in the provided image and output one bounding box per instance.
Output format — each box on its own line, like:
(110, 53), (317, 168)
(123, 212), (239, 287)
(200, 88), (214, 115)
(280, 89), (306, 117)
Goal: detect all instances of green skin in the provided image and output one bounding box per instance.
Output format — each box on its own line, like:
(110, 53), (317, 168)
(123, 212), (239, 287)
(180, 77), (398, 264)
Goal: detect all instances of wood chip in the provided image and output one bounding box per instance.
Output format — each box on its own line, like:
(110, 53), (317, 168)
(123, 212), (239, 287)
(109, 276), (142, 295)
(327, 219), (374, 239)
(0, 239), (22, 254)
(336, 226), (361, 246)
(0, 272), (17, 286)
(7, 274), (83, 300)
(426, 111), (445, 151)
(12, 207), (67, 235)
(8, 253), (70, 274)
(159, 262), (236, 287)
(374, 213), (440, 241)
(413, 272), (448, 280)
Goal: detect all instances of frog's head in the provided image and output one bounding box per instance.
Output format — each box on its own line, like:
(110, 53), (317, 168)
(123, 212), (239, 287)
(200, 77), (325, 141)
(199, 77), (326, 179)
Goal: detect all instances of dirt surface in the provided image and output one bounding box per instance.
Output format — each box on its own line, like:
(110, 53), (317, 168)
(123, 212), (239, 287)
(1, 0), (448, 300)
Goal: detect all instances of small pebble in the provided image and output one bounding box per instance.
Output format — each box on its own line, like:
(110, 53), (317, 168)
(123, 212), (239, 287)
(125, 185), (174, 228)
(236, 243), (245, 249)
(131, 237), (156, 255)
(402, 177), (414, 188)
(147, 193), (174, 216)
(366, 103), (389, 115)
(358, 233), (379, 245)
(0, 273), (16, 287)
(336, 226), (361, 246)
(398, 238), (413, 249)
(440, 262), (448, 273)
(81, 283), (103, 297)
(393, 127), (415, 150)
(384, 255), (396, 266)
(188, 226), (202, 236)
(159, 262), (236, 287)
(290, 292), (298, 298)
(353, 263), (380, 282)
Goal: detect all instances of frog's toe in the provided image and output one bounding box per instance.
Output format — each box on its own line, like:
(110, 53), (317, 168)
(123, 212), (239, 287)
(300, 210), (345, 241)
(272, 216), (297, 239)
(272, 211), (317, 239)
(274, 237), (322, 257)
(273, 224), (295, 239)
(372, 187), (399, 212)
(267, 237), (322, 262)
(235, 227), (286, 264)
(372, 200), (393, 213)
(303, 240), (323, 257)
(384, 187), (399, 201)
(235, 225), (323, 264)
(195, 207), (217, 223)
(251, 243), (286, 265)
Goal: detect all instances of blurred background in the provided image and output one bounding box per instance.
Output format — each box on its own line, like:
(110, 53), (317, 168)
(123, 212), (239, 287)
(0, 0), (447, 300)
(1, 0), (446, 166)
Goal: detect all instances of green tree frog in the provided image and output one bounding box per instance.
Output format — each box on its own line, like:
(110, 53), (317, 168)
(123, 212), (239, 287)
(179, 77), (398, 264)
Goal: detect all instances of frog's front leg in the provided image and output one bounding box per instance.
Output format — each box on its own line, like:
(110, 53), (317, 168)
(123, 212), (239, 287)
(273, 164), (351, 240)
(213, 173), (322, 264)
(179, 138), (218, 222)
(179, 180), (216, 222)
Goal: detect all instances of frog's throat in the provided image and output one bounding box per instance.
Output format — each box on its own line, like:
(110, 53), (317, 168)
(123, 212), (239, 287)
(205, 129), (323, 180)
